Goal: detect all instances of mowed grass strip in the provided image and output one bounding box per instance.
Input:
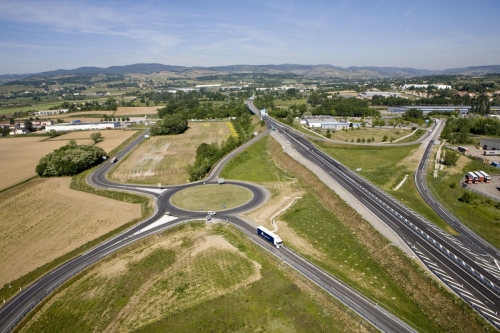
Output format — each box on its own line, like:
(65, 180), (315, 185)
(19, 223), (377, 333)
(170, 184), (252, 211)
(323, 127), (413, 143)
(315, 140), (456, 233)
(220, 135), (289, 182)
(109, 122), (233, 185)
(265, 136), (491, 332)
(427, 153), (500, 249)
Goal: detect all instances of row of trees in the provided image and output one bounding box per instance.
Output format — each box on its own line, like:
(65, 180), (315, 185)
(440, 117), (500, 144)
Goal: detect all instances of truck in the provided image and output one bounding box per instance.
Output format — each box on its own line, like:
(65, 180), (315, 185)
(110, 157), (118, 163)
(257, 226), (283, 248)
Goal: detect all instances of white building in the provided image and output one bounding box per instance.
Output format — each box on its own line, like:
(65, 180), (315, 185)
(303, 116), (361, 129)
(359, 91), (402, 99)
(37, 109), (70, 116)
(402, 84), (451, 90)
(45, 122), (120, 132)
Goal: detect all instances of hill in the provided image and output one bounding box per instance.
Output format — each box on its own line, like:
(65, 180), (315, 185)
(2, 63), (500, 83)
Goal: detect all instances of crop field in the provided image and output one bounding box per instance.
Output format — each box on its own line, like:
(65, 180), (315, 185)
(0, 137), (83, 190)
(19, 223), (376, 333)
(0, 177), (141, 286)
(38, 110), (116, 119)
(115, 106), (164, 116)
(47, 129), (139, 153)
(109, 122), (233, 185)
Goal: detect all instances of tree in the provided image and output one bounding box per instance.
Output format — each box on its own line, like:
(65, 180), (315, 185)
(36, 143), (106, 177)
(48, 129), (58, 138)
(24, 119), (34, 132)
(150, 113), (188, 136)
(90, 132), (103, 143)
(443, 150), (459, 166)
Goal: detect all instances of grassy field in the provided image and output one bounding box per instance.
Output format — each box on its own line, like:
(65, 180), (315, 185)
(220, 135), (290, 182)
(0, 177), (142, 287)
(314, 140), (455, 233)
(115, 106), (164, 116)
(109, 122), (234, 185)
(170, 184), (253, 211)
(19, 223), (377, 333)
(47, 129), (139, 154)
(427, 151), (500, 248)
(317, 127), (413, 143)
(265, 137), (491, 332)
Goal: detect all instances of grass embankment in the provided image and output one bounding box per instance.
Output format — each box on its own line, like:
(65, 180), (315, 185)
(18, 223), (376, 333)
(427, 151), (500, 248)
(222, 134), (491, 332)
(220, 135), (290, 182)
(315, 141), (457, 234)
(170, 184), (253, 211)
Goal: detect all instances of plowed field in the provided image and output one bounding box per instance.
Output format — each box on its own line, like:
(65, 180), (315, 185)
(0, 177), (141, 286)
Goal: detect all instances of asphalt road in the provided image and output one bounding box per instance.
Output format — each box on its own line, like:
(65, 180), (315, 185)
(414, 122), (500, 258)
(247, 99), (500, 328)
(0, 122), (421, 332)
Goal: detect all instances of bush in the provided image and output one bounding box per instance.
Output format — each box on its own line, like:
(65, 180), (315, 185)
(459, 192), (475, 204)
(36, 143), (106, 177)
(450, 182), (456, 189)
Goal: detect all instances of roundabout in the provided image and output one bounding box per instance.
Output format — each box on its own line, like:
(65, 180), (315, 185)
(170, 184), (253, 212)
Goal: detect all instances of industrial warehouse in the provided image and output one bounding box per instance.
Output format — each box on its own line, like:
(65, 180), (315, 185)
(45, 121), (121, 132)
(301, 115), (362, 129)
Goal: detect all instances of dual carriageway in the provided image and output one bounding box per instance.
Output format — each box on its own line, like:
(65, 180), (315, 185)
(1, 100), (500, 332)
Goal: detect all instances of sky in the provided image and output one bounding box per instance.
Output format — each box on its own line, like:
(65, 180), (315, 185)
(0, 0), (499, 75)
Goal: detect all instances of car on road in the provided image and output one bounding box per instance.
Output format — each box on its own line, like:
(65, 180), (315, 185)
(208, 211), (216, 215)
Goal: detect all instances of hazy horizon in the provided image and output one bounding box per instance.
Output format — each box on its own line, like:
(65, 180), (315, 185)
(1, 0), (499, 75)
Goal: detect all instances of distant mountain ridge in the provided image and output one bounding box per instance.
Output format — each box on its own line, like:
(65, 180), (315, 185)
(2, 63), (500, 83)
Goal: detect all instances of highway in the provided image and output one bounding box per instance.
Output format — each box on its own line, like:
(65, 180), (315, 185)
(414, 123), (500, 258)
(247, 99), (500, 328)
(2, 103), (500, 332)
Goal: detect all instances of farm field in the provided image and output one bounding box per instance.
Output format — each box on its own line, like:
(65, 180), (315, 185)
(109, 122), (234, 185)
(0, 137), (87, 190)
(48, 129), (139, 153)
(19, 223), (375, 333)
(115, 106), (164, 116)
(0, 177), (141, 286)
(38, 110), (116, 119)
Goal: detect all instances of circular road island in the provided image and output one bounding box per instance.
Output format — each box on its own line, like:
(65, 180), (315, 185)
(170, 184), (254, 212)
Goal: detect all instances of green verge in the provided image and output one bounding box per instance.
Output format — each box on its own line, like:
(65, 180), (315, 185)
(0, 130), (150, 303)
(220, 135), (491, 332)
(427, 150), (500, 249)
(314, 140), (457, 234)
(220, 135), (290, 182)
(17, 223), (377, 333)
